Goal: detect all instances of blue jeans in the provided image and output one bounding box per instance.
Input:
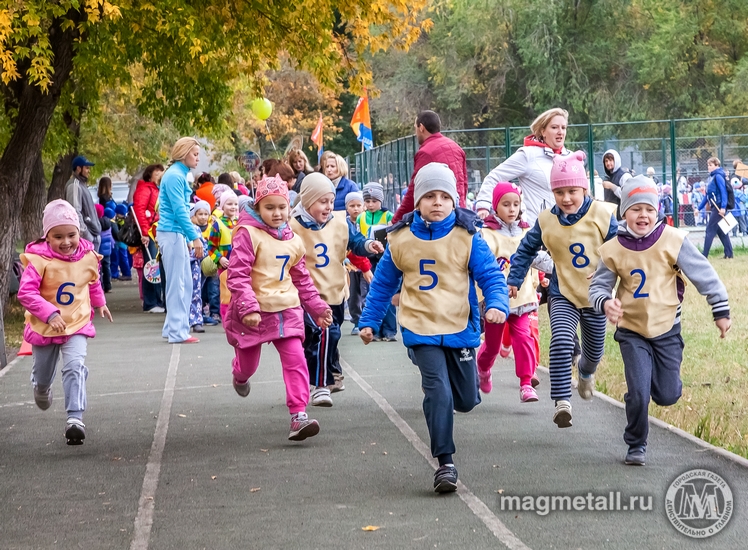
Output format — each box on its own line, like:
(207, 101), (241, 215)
(703, 209), (733, 258)
(201, 274), (220, 317)
(157, 231), (192, 343)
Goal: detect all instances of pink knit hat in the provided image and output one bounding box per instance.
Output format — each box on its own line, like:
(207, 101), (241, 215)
(218, 190), (238, 210)
(255, 174), (290, 204)
(492, 181), (522, 211)
(550, 151), (588, 190)
(43, 199), (80, 237)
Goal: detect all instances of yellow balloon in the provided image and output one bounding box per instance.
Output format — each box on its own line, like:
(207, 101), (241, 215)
(251, 98), (273, 121)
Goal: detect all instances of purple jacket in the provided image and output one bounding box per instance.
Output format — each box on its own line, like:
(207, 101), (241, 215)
(224, 209), (329, 349)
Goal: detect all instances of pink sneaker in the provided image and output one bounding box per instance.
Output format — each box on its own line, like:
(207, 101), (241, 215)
(478, 370), (493, 393)
(520, 385), (538, 403)
(499, 344), (512, 358)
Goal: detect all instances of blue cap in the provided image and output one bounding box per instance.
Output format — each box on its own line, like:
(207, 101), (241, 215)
(104, 207), (115, 219)
(72, 155), (95, 169)
(105, 199), (116, 211)
(114, 204), (128, 216)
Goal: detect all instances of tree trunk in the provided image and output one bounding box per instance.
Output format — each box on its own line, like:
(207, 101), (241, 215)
(21, 152), (47, 244)
(47, 150), (77, 201)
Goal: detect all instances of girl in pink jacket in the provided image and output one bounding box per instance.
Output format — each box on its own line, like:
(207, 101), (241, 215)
(225, 175), (332, 441)
(18, 199), (113, 445)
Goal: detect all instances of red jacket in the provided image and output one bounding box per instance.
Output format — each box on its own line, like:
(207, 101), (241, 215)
(392, 132), (468, 223)
(132, 180), (160, 235)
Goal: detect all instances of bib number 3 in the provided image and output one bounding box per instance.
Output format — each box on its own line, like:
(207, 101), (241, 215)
(419, 259), (438, 290)
(314, 243), (329, 268)
(569, 243), (590, 268)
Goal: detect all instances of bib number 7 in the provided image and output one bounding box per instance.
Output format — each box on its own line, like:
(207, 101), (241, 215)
(276, 255), (291, 281)
(419, 259), (438, 290)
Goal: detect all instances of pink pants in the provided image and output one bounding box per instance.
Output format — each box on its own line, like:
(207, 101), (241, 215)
(477, 313), (537, 387)
(232, 337), (310, 415)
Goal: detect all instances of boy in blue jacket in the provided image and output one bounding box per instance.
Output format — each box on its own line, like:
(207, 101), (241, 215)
(698, 157), (733, 258)
(359, 163), (509, 494)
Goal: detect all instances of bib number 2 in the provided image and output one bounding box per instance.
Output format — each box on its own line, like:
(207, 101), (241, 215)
(56, 282), (75, 305)
(569, 243), (590, 268)
(630, 269), (649, 298)
(419, 259), (438, 290)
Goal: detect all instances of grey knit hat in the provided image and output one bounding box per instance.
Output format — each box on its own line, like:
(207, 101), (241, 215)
(345, 191), (364, 206)
(362, 182), (384, 203)
(620, 175), (659, 215)
(413, 163), (458, 207)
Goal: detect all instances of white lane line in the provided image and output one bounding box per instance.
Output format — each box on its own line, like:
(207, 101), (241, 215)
(0, 355), (24, 379)
(130, 345), (180, 550)
(341, 358), (532, 550)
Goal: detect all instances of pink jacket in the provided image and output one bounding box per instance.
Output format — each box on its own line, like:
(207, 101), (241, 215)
(17, 239), (106, 346)
(224, 209), (329, 349)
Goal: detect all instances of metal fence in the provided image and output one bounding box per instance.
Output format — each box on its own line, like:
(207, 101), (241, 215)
(354, 116), (748, 227)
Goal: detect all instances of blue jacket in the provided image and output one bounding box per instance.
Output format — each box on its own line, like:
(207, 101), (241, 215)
(292, 211), (372, 257)
(507, 196), (618, 301)
(698, 167), (728, 211)
(157, 162), (200, 241)
(334, 176), (359, 211)
(359, 209), (509, 349)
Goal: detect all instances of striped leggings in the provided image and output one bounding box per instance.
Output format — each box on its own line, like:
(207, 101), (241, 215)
(548, 295), (607, 401)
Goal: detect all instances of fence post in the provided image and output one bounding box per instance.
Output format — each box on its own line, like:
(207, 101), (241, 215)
(396, 138), (402, 192)
(504, 127), (511, 161)
(660, 137), (667, 188)
(670, 119), (679, 228)
(587, 124), (595, 196)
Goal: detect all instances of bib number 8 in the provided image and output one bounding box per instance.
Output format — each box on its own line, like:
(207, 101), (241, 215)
(419, 259), (438, 290)
(56, 282), (75, 305)
(569, 243), (590, 268)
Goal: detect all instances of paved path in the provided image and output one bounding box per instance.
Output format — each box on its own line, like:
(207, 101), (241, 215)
(1, 283), (746, 549)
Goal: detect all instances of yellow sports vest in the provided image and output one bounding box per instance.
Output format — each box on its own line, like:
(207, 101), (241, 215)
(231, 225), (307, 312)
(598, 226), (687, 338)
(21, 251), (101, 337)
(358, 210), (392, 239)
(480, 228), (538, 309)
(290, 214), (349, 305)
(389, 226), (473, 336)
(538, 201), (612, 308)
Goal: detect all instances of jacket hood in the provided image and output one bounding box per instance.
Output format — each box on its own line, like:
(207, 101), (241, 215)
(237, 206), (294, 240)
(24, 236), (96, 262)
(710, 167), (727, 179)
(482, 214), (530, 232)
(603, 149), (622, 175)
(390, 207), (479, 238)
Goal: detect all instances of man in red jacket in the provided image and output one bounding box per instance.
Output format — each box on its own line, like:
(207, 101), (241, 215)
(392, 110), (468, 223)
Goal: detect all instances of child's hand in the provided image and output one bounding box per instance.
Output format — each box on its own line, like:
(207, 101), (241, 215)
(540, 278), (550, 288)
(48, 313), (66, 333)
(359, 327), (374, 345)
(369, 241), (385, 254)
(363, 270), (374, 284)
(603, 298), (624, 324)
(391, 292), (400, 307)
(242, 313), (261, 328)
(716, 317), (731, 338)
(485, 308), (506, 324)
(98, 306), (113, 322)
(219, 257), (230, 269)
(317, 309), (333, 328)
(508, 286), (518, 299)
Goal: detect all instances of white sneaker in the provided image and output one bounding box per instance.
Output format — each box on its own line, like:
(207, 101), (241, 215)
(147, 306), (165, 313)
(553, 400), (572, 428)
(311, 387), (333, 407)
(577, 374), (595, 401)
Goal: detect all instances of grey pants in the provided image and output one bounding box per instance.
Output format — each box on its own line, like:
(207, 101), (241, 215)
(31, 335), (89, 421)
(615, 325), (684, 448)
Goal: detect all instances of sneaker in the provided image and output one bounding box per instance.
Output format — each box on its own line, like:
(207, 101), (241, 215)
(65, 418), (86, 445)
(175, 336), (200, 344)
(553, 400), (573, 428)
(350, 327), (360, 336)
(520, 385), (538, 403)
(577, 373), (595, 401)
(233, 378), (250, 397)
(478, 370), (493, 394)
(311, 387), (333, 407)
(33, 385), (52, 410)
(383, 335), (398, 342)
(192, 324), (205, 333)
(531, 373), (540, 388)
(371, 335), (382, 342)
(119, 276), (133, 281)
(211, 314), (222, 324)
(433, 465), (458, 493)
(499, 344), (512, 358)
(624, 445), (647, 466)
(147, 306), (165, 313)
(203, 315), (219, 326)
(288, 413), (320, 441)
(329, 373), (345, 393)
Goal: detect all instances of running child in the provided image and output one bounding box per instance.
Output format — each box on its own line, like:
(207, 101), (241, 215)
(290, 174), (383, 407)
(477, 182), (553, 401)
(224, 175), (333, 441)
(17, 199), (113, 445)
(508, 151), (617, 428)
(359, 163), (508, 493)
(589, 176), (730, 465)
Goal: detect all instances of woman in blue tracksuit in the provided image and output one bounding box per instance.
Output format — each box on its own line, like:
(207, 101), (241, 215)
(698, 157), (733, 259)
(359, 162), (509, 494)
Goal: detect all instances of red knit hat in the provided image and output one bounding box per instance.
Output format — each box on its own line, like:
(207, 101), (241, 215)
(550, 151), (588, 190)
(492, 181), (522, 211)
(255, 174), (289, 204)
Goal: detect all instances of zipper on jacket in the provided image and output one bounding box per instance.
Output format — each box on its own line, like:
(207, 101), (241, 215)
(278, 311), (284, 338)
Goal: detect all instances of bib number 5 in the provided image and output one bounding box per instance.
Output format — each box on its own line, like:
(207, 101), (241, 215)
(56, 282), (75, 305)
(419, 259), (438, 290)
(569, 243), (590, 268)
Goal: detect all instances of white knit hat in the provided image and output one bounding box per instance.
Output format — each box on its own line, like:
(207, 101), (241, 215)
(413, 163), (458, 207)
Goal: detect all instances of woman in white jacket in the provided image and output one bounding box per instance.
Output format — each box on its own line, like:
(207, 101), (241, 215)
(476, 108), (572, 225)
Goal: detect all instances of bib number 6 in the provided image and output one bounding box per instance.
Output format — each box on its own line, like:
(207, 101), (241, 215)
(56, 282), (75, 306)
(419, 259), (438, 290)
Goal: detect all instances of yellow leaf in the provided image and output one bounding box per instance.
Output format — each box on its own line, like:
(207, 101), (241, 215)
(361, 526), (380, 531)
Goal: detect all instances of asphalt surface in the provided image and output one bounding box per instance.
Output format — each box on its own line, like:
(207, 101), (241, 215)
(1, 282), (746, 549)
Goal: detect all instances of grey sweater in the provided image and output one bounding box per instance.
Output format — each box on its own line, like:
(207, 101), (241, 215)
(64, 176), (101, 242)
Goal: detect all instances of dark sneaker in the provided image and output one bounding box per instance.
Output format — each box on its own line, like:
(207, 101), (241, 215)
(33, 385), (53, 410)
(288, 414), (320, 441)
(625, 446), (647, 466)
(203, 315), (219, 326)
(434, 465), (458, 493)
(192, 324), (205, 333)
(383, 335), (398, 342)
(233, 378), (251, 397)
(65, 418), (86, 445)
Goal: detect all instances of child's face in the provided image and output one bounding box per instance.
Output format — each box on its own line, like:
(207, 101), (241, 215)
(553, 187), (585, 215)
(495, 192), (521, 224)
(257, 195), (289, 228)
(624, 204), (658, 237)
(603, 155), (615, 171)
(222, 197), (239, 219)
(192, 210), (210, 226)
(418, 191), (454, 222)
(115, 214), (125, 222)
(365, 198), (382, 213)
(346, 200), (364, 221)
(307, 193), (335, 224)
(47, 225), (80, 256)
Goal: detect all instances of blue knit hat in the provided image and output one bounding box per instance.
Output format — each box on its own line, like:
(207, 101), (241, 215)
(114, 204), (128, 216)
(103, 207), (115, 219)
